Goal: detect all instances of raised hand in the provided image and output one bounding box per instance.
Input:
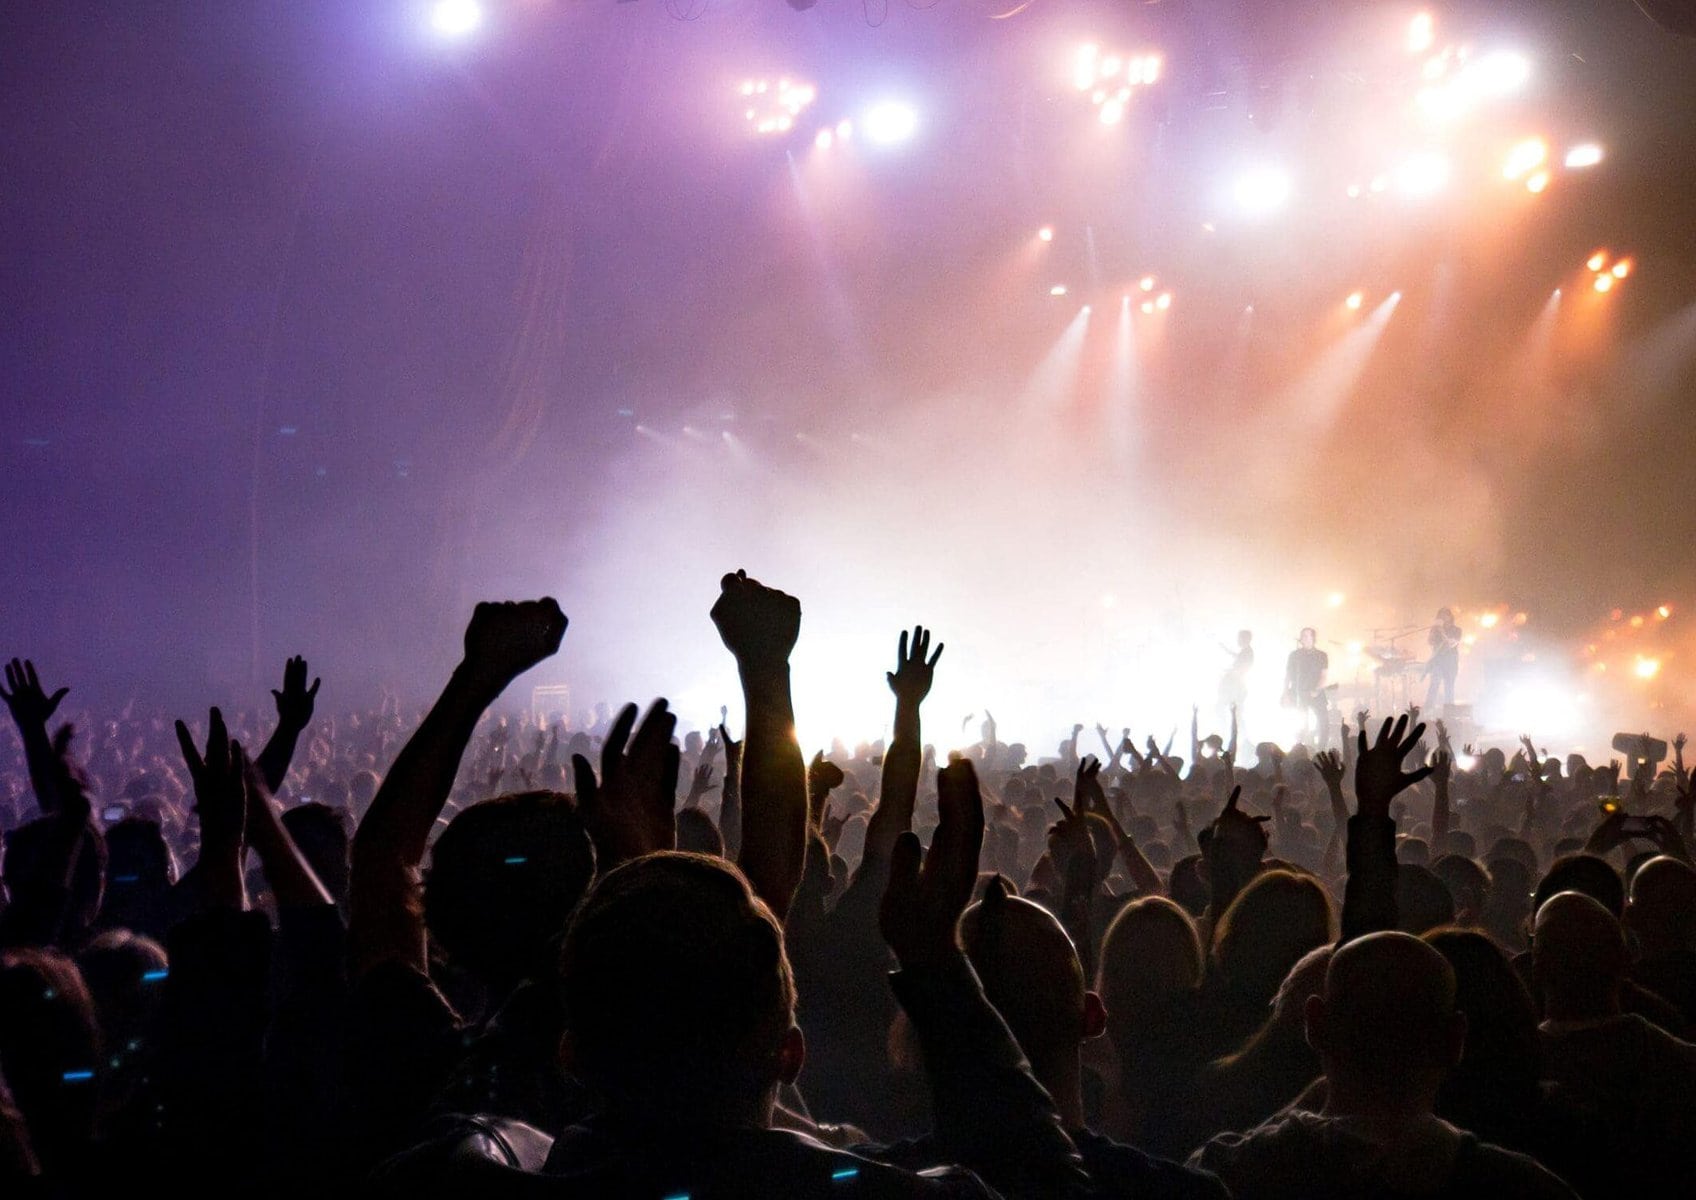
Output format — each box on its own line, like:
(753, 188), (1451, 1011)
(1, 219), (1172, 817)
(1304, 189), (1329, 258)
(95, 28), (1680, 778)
(271, 655), (321, 730)
(1073, 755), (1108, 815)
(808, 750), (846, 826)
(572, 700), (681, 869)
(1354, 713), (1434, 820)
(710, 569), (801, 671)
(684, 761), (718, 809)
(809, 751), (846, 796)
(460, 598), (568, 694)
(887, 625), (944, 706)
(176, 707), (250, 908)
(1314, 749), (1346, 790)
(0, 658), (69, 728)
(880, 760), (985, 969)
(1430, 747), (1452, 786)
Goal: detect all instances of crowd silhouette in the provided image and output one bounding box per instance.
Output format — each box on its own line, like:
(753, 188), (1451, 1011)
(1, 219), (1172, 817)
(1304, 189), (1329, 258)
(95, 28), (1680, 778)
(3, 572), (1696, 1197)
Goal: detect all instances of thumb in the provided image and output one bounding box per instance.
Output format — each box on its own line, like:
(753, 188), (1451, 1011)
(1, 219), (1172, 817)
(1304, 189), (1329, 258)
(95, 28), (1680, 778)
(571, 754), (597, 805)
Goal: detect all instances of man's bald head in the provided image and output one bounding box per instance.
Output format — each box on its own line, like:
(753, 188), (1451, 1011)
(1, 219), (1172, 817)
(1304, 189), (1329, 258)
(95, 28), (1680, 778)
(1627, 856), (1696, 952)
(1306, 932), (1464, 1084)
(1534, 890), (1628, 1017)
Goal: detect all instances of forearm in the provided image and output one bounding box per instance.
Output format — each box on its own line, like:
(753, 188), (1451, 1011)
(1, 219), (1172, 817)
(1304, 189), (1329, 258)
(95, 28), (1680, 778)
(1325, 780), (1349, 831)
(354, 667), (492, 870)
(867, 699), (921, 863)
(891, 953), (1089, 1200)
(250, 799), (335, 910)
(350, 666), (494, 973)
(1340, 814), (1398, 943)
(736, 663), (808, 920)
(16, 720), (61, 814)
(1118, 838), (1162, 896)
(1432, 778), (1451, 841)
(255, 722), (304, 795)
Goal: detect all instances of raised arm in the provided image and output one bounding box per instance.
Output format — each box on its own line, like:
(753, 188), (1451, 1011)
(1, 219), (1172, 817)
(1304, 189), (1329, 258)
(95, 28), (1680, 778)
(711, 570), (806, 921)
(880, 761), (1089, 1199)
(865, 625), (943, 866)
(718, 722), (744, 856)
(0, 658), (71, 814)
(348, 598), (566, 976)
(1342, 714), (1432, 943)
(255, 655), (320, 794)
(1430, 748), (1453, 843)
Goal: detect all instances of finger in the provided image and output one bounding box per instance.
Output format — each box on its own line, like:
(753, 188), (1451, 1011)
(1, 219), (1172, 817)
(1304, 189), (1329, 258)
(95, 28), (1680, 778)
(208, 708), (230, 777)
(47, 687), (68, 710)
(718, 722), (731, 744)
(308, 677), (321, 698)
(175, 719), (204, 781)
(272, 690), (284, 704)
(571, 753), (598, 805)
(605, 703), (639, 765)
(24, 661), (40, 691)
(888, 830), (923, 901)
(1226, 785), (1243, 810)
(631, 698), (676, 761)
(1404, 765), (1436, 788)
(1402, 722), (1428, 756)
(928, 642), (944, 669)
(659, 743), (681, 811)
(898, 629), (909, 666)
(1054, 798), (1075, 820)
(1358, 726), (1369, 758)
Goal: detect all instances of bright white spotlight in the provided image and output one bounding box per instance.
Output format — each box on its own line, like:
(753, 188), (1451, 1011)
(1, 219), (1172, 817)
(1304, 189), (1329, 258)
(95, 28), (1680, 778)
(1501, 137), (1547, 180)
(1050, 285), (1069, 296)
(863, 101), (918, 145)
(1140, 300), (1155, 314)
(1038, 226), (1055, 242)
(1345, 291), (1364, 311)
(1407, 12), (1435, 54)
(1564, 143), (1604, 169)
(1155, 292), (1172, 310)
(1587, 251), (1607, 271)
(1525, 169), (1550, 194)
(1231, 166), (1293, 217)
(814, 128), (834, 150)
(1611, 258), (1632, 279)
(1395, 152), (1451, 196)
(430, 0), (483, 37)
(1073, 44), (1099, 91)
(1475, 51), (1532, 95)
(1139, 276), (1155, 292)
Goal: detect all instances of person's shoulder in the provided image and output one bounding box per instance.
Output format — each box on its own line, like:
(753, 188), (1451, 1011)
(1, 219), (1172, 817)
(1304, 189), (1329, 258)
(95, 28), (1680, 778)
(1073, 1128), (1230, 1200)
(1461, 1135), (1582, 1199)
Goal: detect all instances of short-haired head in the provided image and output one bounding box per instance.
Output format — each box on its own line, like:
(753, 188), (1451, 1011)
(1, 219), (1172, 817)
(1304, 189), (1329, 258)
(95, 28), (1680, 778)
(424, 791), (594, 991)
(558, 852), (799, 1126)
